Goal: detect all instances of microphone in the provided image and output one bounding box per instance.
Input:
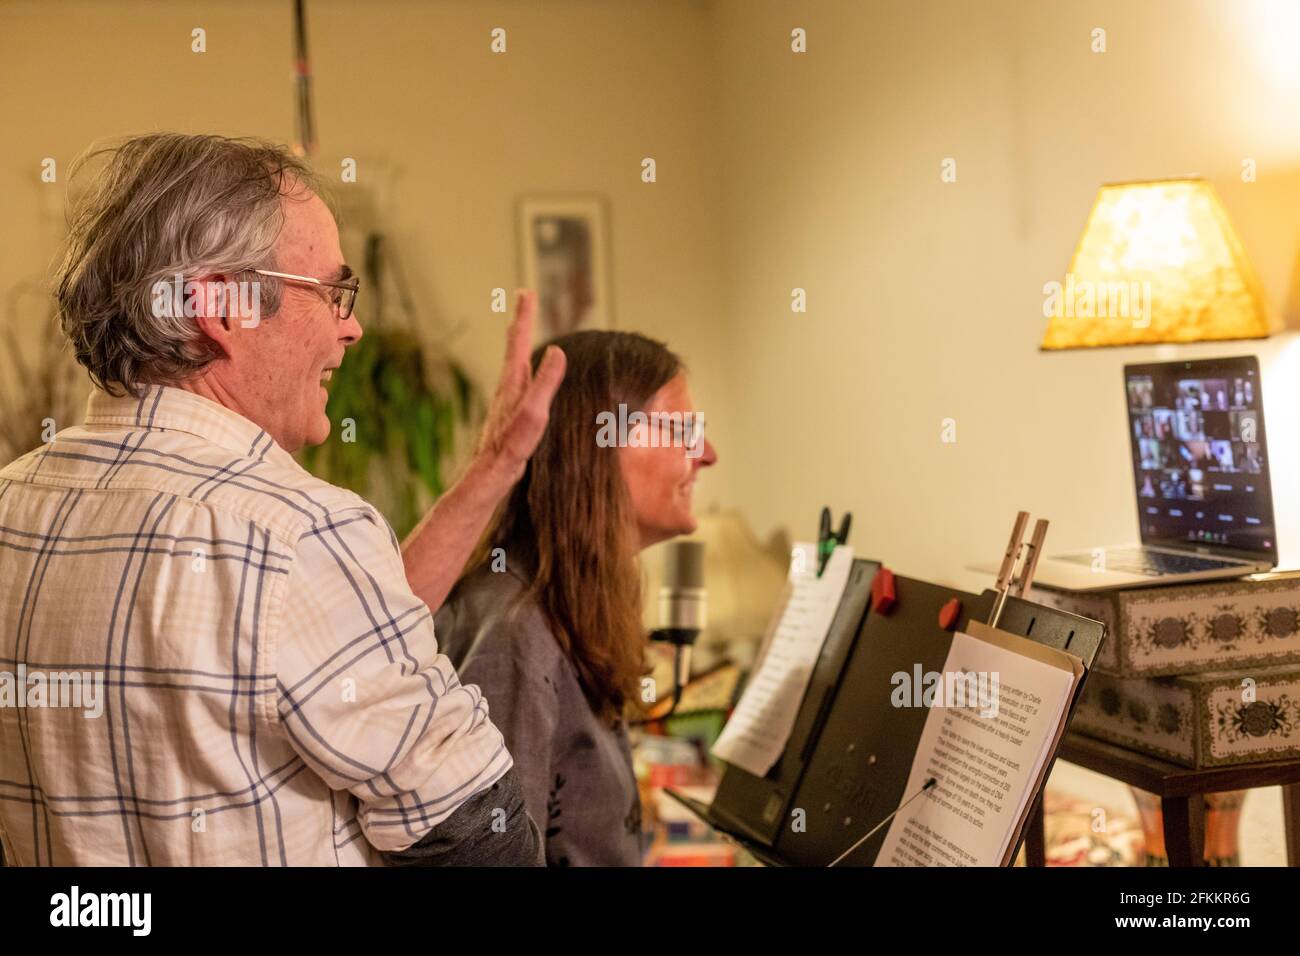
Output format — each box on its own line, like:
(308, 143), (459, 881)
(653, 539), (707, 644)
(648, 540), (707, 716)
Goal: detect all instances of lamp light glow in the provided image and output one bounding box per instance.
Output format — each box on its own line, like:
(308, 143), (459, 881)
(1040, 178), (1273, 349)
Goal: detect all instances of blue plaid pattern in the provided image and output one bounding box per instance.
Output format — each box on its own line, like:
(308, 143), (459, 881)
(0, 386), (511, 865)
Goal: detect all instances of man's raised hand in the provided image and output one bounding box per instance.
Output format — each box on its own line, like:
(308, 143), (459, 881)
(475, 289), (566, 488)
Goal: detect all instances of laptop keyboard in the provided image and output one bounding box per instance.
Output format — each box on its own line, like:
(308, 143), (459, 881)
(1055, 547), (1248, 577)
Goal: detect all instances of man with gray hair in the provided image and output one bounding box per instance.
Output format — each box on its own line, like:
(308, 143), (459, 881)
(0, 133), (566, 866)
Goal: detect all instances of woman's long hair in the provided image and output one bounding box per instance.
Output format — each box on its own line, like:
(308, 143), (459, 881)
(467, 330), (683, 724)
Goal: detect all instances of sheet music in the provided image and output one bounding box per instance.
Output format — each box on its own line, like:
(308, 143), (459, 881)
(874, 627), (1077, 866)
(711, 543), (853, 777)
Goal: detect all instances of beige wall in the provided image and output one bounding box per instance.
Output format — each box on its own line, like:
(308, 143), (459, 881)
(0, 0), (734, 506)
(6, 0), (1300, 585)
(710, 0), (1300, 586)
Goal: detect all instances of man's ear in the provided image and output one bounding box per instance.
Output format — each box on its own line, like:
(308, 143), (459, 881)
(189, 274), (239, 361)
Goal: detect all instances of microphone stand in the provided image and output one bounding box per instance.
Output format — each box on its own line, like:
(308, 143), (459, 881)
(644, 626), (699, 720)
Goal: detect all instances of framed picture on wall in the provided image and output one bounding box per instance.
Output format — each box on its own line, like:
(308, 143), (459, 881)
(516, 196), (612, 342)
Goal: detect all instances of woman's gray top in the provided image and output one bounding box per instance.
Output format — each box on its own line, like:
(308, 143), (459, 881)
(434, 567), (647, 866)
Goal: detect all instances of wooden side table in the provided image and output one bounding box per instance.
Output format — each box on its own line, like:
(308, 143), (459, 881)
(1025, 731), (1300, 867)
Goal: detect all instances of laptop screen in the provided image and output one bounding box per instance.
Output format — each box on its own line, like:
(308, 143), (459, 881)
(1124, 357), (1276, 560)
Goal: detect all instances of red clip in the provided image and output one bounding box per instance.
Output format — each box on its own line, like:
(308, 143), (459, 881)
(871, 568), (897, 615)
(938, 596), (962, 631)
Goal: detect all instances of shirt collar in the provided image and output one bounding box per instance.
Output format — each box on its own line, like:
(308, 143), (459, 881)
(84, 385), (301, 471)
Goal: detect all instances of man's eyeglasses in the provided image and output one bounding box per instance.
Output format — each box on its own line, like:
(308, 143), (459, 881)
(253, 268), (360, 320)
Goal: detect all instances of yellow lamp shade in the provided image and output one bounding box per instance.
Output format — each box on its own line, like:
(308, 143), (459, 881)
(1040, 179), (1273, 349)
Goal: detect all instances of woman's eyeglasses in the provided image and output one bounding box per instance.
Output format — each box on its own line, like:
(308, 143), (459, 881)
(253, 268), (360, 320)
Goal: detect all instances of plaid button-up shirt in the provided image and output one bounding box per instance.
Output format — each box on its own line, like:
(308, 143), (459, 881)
(0, 385), (511, 865)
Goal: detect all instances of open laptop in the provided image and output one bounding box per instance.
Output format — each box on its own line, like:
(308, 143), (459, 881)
(1033, 356), (1277, 592)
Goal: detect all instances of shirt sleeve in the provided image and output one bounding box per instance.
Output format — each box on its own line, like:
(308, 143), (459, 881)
(273, 504), (512, 853)
(382, 766), (543, 867)
(456, 636), (561, 858)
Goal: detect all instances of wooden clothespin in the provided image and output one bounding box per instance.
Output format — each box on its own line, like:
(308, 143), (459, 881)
(989, 511), (1049, 629)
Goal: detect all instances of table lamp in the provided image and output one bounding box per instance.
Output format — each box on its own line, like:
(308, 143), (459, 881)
(1040, 178), (1275, 349)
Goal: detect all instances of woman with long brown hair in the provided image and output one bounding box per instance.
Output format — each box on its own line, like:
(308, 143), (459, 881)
(434, 330), (717, 866)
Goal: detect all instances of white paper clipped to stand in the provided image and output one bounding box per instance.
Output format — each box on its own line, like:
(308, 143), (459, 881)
(711, 543), (854, 777)
(874, 624), (1079, 867)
